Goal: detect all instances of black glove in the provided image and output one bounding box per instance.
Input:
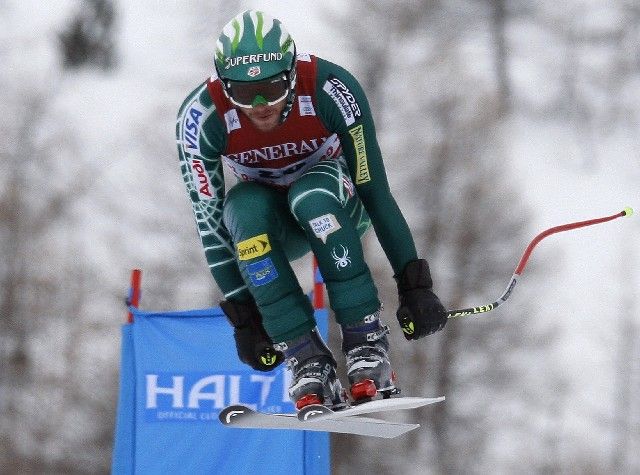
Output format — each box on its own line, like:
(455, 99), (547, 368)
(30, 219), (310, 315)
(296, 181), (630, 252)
(220, 299), (284, 371)
(395, 259), (447, 340)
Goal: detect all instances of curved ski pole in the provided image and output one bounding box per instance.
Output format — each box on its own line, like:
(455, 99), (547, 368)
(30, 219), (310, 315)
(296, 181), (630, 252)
(446, 207), (633, 319)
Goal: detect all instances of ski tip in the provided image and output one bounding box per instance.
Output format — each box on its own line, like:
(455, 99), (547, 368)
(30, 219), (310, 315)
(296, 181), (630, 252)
(623, 206), (634, 217)
(297, 404), (333, 422)
(219, 405), (253, 425)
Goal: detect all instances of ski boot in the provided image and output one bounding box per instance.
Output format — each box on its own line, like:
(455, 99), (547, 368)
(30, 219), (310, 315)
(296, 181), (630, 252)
(341, 309), (399, 402)
(275, 328), (346, 411)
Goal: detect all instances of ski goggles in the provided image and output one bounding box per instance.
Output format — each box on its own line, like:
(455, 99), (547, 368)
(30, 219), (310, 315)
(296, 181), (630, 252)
(225, 74), (290, 108)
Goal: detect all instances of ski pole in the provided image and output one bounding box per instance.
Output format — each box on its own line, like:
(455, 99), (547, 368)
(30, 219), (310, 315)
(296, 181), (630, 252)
(446, 207), (634, 319)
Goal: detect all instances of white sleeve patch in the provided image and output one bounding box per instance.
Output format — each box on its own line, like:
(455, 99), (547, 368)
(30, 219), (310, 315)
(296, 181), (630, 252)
(298, 95), (316, 116)
(322, 75), (362, 126)
(224, 109), (241, 133)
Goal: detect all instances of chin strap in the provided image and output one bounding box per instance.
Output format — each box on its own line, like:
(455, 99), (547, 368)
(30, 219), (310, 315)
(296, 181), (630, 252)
(279, 90), (296, 123)
(279, 65), (297, 124)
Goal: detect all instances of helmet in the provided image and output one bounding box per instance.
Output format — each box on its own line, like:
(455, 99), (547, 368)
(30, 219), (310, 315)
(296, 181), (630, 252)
(215, 10), (295, 81)
(215, 10), (297, 109)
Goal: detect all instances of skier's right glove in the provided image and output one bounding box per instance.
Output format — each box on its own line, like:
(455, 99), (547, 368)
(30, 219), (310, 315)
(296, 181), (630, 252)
(395, 259), (447, 340)
(220, 298), (284, 372)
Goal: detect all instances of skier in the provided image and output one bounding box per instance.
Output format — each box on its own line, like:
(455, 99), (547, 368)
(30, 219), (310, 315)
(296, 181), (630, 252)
(177, 10), (447, 409)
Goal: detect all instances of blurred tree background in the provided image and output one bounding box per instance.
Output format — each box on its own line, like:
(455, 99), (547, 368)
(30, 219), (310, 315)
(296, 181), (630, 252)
(0, 1), (637, 474)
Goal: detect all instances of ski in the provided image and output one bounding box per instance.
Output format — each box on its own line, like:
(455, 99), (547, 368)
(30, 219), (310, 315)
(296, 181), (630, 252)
(297, 396), (445, 422)
(219, 404), (419, 438)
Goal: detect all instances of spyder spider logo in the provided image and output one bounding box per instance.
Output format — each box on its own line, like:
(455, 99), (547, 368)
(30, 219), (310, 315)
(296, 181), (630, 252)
(331, 244), (351, 270)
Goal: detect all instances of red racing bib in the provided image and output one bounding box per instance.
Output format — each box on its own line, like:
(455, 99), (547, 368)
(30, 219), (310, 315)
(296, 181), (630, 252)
(207, 54), (342, 188)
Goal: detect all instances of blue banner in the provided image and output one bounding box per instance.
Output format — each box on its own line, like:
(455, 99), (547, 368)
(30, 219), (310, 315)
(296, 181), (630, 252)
(112, 306), (329, 474)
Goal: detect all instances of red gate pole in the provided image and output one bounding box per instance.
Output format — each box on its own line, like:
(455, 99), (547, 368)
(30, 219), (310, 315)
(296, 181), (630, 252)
(126, 269), (142, 323)
(312, 257), (324, 310)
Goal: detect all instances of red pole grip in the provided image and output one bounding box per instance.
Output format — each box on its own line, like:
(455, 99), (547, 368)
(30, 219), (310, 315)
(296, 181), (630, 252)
(514, 210), (627, 275)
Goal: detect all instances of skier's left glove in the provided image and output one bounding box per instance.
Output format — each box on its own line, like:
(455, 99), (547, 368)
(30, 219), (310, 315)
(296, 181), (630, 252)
(220, 299), (284, 371)
(395, 259), (447, 340)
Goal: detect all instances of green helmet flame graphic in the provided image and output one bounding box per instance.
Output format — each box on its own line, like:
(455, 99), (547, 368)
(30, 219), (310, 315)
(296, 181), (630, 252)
(215, 10), (296, 82)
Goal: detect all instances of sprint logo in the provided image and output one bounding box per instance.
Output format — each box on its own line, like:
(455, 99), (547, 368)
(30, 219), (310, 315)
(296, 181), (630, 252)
(237, 234), (272, 261)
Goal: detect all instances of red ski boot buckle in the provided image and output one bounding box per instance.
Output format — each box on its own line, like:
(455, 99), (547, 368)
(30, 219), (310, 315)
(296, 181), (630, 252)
(295, 394), (323, 410)
(350, 380), (377, 401)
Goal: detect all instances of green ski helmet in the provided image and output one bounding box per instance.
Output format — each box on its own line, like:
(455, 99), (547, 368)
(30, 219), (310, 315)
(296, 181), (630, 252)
(215, 10), (297, 111)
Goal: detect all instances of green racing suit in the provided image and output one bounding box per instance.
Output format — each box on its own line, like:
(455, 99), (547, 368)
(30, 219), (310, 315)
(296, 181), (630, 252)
(176, 54), (419, 342)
